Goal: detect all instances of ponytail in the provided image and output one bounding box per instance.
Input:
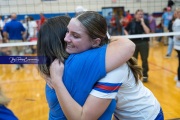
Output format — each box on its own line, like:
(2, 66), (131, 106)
(127, 57), (143, 84)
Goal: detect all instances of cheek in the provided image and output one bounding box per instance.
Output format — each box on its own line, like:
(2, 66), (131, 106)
(75, 40), (92, 51)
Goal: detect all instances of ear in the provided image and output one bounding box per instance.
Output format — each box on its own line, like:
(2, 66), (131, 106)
(92, 38), (101, 48)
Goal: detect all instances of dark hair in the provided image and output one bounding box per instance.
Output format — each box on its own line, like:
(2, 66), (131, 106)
(127, 57), (143, 84)
(76, 11), (110, 46)
(28, 16), (34, 21)
(135, 9), (143, 14)
(37, 16), (70, 77)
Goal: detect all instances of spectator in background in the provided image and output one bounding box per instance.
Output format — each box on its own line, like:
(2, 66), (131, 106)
(22, 15), (29, 40)
(148, 13), (156, 43)
(0, 16), (4, 40)
(162, 7), (174, 45)
(110, 13), (119, 35)
(0, 33), (10, 56)
(173, 8), (180, 88)
(39, 13), (46, 27)
(3, 13), (26, 70)
(75, 6), (87, 16)
(124, 9), (150, 82)
(155, 22), (163, 42)
(4, 15), (11, 24)
(27, 16), (38, 40)
(165, 10), (177, 58)
(167, 0), (175, 9)
(148, 13), (156, 33)
(121, 10), (132, 28)
(155, 8), (167, 42)
(126, 10), (132, 23)
(27, 16), (38, 54)
(121, 14), (129, 28)
(0, 86), (18, 120)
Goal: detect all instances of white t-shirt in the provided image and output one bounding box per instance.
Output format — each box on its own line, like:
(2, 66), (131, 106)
(0, 19), (4, 29)
(173, 18), (180, 50)
(28, 21), (38, 38)
(90, 63), (160, 120)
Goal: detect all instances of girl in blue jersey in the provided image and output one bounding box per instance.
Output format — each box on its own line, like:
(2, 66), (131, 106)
(37, 12), (135, 120)
(48, 12), (164, 120)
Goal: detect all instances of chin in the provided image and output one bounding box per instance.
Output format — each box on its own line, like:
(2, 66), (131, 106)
(66, 48), (73, 54)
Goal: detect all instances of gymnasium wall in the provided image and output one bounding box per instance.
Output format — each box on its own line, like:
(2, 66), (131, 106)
(0, 0), (169, 20)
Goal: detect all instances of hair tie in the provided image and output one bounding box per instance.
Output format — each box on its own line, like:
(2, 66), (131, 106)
(106, 31), (110, 39)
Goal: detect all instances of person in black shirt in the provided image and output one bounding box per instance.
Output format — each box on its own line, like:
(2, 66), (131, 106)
(124, 9), (150, 82)
(165, 12), (177, 58)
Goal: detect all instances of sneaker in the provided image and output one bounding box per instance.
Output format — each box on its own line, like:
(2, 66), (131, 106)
(143, 77), (148, 82)
(176, 81), (180, 88)
(165, 54), (171, 58)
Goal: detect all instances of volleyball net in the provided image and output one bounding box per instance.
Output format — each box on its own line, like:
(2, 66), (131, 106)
(0, 32), (180, 48)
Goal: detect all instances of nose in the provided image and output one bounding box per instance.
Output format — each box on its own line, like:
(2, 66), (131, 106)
(64, 32), (71, 42)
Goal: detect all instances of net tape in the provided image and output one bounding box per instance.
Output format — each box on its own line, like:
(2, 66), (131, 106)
(0, 32), (179, 47)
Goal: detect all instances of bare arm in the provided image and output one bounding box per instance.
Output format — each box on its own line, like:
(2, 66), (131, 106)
(140, 18), (150, 34)
(106, 36), (135, 72)
(3, 32), (9, 43)
(124, 29), (129, 35)
(3, 32), (8, 40)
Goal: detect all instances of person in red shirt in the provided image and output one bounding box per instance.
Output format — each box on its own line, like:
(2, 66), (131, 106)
(121, 10), (132, 28)
(126, 10), (132, 22)
(40, 13), (46, 26)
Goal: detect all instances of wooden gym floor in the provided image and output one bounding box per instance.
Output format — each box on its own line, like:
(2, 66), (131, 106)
(0, 40), (180, 120)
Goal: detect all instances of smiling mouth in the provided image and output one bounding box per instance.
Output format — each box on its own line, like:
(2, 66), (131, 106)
(66, 44), (74, 49)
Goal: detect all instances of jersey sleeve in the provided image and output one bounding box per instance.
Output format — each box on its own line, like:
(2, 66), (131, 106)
(90, 64), (128, 99)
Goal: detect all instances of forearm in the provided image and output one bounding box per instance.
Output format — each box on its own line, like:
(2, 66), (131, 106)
(124, 29), (129, 35)
(53, 79), (110, 120)
(106, 36), (135, 72)
(141, 22), (150, 34)
(53, 80), (83, 120)
(3, 32), (8, 39)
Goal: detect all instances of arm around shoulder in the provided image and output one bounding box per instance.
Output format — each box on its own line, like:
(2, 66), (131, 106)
(106, 36), (135, 72)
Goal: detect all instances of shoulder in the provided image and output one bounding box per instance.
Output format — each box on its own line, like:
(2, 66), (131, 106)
(17, 21), (23, 25)
(67, 45), (107, 63)
(77, 45), (107, 56)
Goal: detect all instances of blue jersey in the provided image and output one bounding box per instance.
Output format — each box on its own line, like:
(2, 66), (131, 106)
(46, 45), (116, 120)
(162, 12), (174, 28)
(0, 105), (18, 120)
